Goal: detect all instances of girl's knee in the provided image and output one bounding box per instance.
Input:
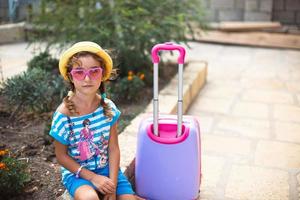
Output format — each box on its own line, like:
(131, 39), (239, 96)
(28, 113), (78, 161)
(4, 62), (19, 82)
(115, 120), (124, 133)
(118, 194), (144, 200)
(74, 185), (99, 200)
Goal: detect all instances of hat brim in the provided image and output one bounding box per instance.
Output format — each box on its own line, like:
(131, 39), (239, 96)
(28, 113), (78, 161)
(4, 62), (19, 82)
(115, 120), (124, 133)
(59, 41), (112, 81)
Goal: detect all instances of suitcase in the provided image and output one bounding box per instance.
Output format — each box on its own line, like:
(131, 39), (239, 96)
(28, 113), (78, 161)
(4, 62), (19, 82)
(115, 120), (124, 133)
(135, 43), (201, 200)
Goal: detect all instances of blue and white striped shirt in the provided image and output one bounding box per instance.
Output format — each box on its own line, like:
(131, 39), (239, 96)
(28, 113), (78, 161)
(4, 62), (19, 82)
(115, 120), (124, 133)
(49, 98), (121, 181)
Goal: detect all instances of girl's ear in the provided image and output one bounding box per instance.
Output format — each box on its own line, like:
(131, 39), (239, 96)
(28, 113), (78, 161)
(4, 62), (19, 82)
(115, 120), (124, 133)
(67, 73), (74, 83)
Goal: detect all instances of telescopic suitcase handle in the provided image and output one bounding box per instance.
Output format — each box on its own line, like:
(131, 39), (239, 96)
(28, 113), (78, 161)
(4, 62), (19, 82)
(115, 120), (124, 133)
(152, 42), (186, 64)
(151, 42), (186, 137)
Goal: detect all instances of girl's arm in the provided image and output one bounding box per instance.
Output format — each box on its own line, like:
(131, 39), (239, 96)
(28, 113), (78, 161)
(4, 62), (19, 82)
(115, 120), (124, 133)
(108, 122), (120, 186)
(54, 141), (115, 194)
(54, 140), (96, 180)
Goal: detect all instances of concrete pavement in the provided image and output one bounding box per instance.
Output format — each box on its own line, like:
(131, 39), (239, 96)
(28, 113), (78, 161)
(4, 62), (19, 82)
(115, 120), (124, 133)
(0, 42), (62, 81)
(0, 42), (52, 81)
(185, 42), (300, 200)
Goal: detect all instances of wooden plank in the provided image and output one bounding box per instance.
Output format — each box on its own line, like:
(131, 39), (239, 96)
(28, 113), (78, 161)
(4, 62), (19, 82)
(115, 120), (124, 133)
(192, 31), (300, 50)
(212, 21), (282, 32)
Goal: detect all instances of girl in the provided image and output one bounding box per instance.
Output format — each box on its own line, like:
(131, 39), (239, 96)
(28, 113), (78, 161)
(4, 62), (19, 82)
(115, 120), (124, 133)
(49, 41), (143, 200)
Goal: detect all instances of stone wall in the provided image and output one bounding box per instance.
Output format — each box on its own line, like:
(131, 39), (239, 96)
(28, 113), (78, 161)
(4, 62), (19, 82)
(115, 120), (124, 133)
(203, 0), (273, 22)
(202, 0), (300, 25)
(0, 0), (9, 22)
(1, 0), (299, 25)
(244, 0), (273, 21)
(272, 0), (300, 25)
(0, 0), (40, 23)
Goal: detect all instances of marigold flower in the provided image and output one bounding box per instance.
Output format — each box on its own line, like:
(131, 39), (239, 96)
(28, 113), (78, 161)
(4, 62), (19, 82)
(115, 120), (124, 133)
(127, 75), (133, 81)
(0, 149), (8, 156)
(128, 71), (134, 76)
(0, 162), (6, 170)
(139, 73), (145, 80)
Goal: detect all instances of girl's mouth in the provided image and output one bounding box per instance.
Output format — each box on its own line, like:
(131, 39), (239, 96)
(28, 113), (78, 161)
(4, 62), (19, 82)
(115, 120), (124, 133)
(82, 85), (93, 88)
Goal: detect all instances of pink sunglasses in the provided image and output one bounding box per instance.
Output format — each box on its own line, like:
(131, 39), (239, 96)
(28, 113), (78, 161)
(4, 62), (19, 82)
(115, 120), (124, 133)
(70, 67), (103, 81)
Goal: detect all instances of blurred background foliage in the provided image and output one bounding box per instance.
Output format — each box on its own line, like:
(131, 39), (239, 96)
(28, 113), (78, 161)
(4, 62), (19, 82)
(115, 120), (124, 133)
(29, 0), (206, 77)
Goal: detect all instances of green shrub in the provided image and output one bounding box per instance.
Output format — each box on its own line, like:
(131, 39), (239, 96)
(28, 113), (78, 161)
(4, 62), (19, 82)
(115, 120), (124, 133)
(108, 71), (145, 102)
(0, 68), (66, 115)
(29, 0), (206, 78)
(0, 149), (30, 197)
(27, 51), (59, 73)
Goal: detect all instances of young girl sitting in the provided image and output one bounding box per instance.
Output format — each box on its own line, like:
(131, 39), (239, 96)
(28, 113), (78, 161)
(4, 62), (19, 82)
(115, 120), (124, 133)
(49, 41), (143, 200)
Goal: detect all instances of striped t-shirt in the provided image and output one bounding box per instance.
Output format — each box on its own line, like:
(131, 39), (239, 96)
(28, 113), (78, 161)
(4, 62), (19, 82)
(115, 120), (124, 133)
(49, 98), (121, 181)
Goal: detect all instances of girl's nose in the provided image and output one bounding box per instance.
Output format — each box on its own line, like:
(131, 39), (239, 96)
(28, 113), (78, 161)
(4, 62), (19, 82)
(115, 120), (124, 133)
(84, 74), (91, 81)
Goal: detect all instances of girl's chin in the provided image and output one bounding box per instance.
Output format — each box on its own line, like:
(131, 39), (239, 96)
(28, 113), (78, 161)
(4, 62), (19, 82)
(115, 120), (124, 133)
(78, 87), (98, 95)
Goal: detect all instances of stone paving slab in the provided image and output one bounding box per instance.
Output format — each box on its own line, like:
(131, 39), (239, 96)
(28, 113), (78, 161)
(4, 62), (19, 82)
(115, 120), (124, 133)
(255, 140), (300, 169)
(232, 101), (269, 119)
(275, 122), (300, 143)
(216, 117), (271, 139)
(242, 89), (294, 104)
(225, 165), (289, 200)
(203, 134), (252, 156)
(199, 155), (226, 199)
(274, 105), (300, 123)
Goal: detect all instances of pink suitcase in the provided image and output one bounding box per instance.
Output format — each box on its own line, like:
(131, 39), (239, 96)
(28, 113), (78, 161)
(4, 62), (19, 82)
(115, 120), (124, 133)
(135, 43), (201, 200)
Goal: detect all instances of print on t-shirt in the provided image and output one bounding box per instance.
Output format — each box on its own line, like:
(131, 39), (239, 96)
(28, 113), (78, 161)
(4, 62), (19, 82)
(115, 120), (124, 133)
(74, 119), (108, 168)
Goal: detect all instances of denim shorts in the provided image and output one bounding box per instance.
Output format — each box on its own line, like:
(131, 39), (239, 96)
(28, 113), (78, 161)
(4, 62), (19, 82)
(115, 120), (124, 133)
(63, 165), (134, 197)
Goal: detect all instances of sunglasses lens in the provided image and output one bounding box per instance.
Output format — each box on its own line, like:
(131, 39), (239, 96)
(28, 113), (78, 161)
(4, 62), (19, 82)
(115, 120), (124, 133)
(71, 67), (103, 80)
(89, 68), (102, 80)
(72, 70), (85, 80)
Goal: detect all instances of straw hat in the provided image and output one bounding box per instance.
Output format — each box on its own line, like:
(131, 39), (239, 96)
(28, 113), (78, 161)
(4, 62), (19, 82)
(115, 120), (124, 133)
(59, 41), (112, 81)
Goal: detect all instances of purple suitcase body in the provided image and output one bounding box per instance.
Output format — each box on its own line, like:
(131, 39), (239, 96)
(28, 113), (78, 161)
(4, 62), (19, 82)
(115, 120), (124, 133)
(135, 43), (201, 200)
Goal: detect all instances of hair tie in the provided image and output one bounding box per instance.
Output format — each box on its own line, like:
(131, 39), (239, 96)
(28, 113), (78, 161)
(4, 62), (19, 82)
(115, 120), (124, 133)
(67, 90), (74, 97)
(101, 93), (107, 99)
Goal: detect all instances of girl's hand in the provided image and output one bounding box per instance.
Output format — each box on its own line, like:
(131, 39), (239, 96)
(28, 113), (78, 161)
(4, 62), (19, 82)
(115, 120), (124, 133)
(103, 193), (117, 200)
(90, 174), (116, 195)
(136, 195), (146, 200)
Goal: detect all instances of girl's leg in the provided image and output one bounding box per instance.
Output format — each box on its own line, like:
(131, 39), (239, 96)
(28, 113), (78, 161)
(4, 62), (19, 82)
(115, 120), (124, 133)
(117, 194), (145, 200)
(74, 185), (100, 200)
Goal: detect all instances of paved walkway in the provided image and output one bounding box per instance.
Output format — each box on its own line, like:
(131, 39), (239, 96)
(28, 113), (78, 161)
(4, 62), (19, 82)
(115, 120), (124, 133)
(0, 42), (60, 81)
(0, 43), (42, 80)
(185, 42), (300, 200)
(1, 42), (300, 200)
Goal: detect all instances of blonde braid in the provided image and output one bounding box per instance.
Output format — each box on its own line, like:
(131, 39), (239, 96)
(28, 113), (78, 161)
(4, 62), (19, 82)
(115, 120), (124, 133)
(100, 83), (113, 119)
(63, 55), (81, 116)
(63, 91), (79, 116)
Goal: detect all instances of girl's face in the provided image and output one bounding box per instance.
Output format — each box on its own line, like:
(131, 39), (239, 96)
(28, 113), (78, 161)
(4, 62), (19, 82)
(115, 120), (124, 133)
(71, 55), (102, 95)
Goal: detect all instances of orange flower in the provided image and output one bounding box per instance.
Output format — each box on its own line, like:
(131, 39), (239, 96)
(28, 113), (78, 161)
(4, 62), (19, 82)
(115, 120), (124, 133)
(0, 162), (6, 170)
(139, 73), (145, 80)
(127, 75), (133, 81)
(128, 71), (134, 76)
(0, 149), (8, 156)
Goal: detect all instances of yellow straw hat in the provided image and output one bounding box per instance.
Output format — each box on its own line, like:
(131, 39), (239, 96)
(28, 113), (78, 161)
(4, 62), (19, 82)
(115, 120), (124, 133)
(59, 41), (112, 81)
